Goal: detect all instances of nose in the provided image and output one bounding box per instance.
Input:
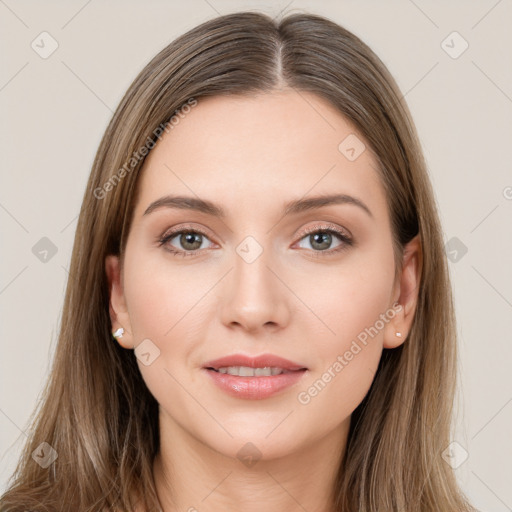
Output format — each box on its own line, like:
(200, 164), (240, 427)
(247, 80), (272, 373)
(219, 247), (291, 333)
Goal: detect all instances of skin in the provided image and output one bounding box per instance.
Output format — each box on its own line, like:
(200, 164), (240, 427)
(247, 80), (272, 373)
(106, 89), (422, 512)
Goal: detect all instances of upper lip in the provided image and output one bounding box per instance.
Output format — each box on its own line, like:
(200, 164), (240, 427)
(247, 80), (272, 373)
(203, 353), (308, 371)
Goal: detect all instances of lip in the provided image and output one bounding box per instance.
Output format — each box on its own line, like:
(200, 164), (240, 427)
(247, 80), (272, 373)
(203, 353), (308, 372)
(202, 353), (308, 400)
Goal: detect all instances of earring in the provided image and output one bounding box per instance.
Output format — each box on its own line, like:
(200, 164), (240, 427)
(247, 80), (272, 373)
(112, 327), (125, 340)
(395, 332), (402, 337)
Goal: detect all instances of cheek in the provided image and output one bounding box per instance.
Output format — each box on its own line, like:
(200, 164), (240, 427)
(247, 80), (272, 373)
(293, 245), (395, 414)
(122, 249), (211, 392)
(293, 296), (390, 434)
(292, 249), (395, 355)
(123, 247), (206, 340)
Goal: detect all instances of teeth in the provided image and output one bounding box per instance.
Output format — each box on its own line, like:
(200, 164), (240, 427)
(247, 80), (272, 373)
(216, 366), (285, 377)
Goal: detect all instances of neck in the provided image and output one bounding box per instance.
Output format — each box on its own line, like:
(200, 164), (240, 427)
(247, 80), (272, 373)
(152, 409), (349, 512)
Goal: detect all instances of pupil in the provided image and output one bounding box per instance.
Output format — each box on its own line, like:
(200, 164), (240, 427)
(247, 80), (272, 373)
(312, 232), (331, 250)
(181, 232), (202, 250)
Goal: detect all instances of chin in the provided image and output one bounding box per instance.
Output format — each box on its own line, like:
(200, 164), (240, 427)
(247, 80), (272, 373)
(202, 425), (305, 463)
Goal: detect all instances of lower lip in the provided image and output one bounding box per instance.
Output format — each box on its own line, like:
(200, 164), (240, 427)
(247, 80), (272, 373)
(203, 368), (307, 400)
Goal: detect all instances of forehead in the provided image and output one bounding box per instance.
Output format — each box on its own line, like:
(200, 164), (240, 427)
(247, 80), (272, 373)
(134, 89), (386, 220)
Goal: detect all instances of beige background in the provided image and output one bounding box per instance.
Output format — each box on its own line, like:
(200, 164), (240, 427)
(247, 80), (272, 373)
(1, 1), (511, 509)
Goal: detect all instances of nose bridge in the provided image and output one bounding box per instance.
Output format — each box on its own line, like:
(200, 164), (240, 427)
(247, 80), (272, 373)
(219, 236), (290, 331)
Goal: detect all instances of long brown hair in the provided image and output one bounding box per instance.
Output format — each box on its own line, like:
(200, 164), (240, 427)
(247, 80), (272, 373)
(1, 11), (477, 512)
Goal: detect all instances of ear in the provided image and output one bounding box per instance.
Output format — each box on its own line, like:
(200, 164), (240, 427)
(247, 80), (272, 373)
(105, 254), (134, 349)
(383, 234), (422, 349)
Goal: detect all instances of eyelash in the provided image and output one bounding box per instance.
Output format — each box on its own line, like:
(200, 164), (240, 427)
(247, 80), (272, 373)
(157, 223), (353, 258)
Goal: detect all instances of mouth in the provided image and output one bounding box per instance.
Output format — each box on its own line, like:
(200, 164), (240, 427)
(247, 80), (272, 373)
(206, 366), (305, 377)
(203, 353), (308, 373)
(202, 353), (308, 400)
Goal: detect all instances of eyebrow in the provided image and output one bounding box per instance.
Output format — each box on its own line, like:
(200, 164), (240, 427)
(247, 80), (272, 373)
(143, 193), (373, 219)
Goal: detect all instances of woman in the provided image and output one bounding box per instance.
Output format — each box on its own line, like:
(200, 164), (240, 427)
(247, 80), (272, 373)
(0, 10), (477, 512)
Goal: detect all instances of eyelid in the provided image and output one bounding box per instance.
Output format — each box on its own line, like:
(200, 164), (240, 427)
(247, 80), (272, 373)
(295, 221), (352, 241)
(291, 222), (353, 257)
(157, 223), (218, 254)
(159, 223), (214, 241)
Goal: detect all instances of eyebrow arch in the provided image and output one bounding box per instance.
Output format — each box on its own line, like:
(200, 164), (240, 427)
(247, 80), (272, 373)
(284, 193), (373, 218)
(143, 193), (373, 219)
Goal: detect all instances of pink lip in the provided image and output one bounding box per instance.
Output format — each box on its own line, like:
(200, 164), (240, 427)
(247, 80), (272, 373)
(203, 353), (308, 371)
(202, 353), (308, 400)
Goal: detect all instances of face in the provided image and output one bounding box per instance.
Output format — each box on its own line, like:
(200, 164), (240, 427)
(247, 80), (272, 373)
(106, 89), (420, 462)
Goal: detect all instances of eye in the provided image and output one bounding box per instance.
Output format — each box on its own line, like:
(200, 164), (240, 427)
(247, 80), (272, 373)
(294, 224), (353, 256)
(158, 226), (215, 257)
(157, 223), (353, 258)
